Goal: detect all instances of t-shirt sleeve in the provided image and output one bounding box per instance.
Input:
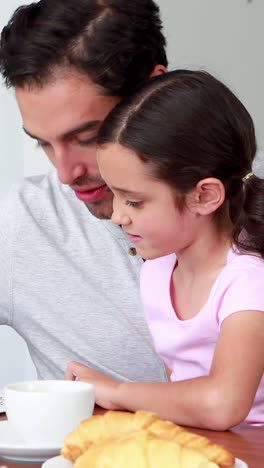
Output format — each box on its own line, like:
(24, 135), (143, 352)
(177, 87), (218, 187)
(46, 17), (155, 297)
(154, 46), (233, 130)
(218, 261), (264, 324)
(0, 187), (17, 324)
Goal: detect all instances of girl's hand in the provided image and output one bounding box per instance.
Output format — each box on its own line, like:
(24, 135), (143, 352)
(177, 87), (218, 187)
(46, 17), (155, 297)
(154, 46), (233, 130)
(64, 361), (124, 410)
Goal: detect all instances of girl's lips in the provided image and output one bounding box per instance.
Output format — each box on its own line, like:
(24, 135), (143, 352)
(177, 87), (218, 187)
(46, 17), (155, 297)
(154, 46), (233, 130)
(74, 185), (108, 202)
(127, 233), (143, 244)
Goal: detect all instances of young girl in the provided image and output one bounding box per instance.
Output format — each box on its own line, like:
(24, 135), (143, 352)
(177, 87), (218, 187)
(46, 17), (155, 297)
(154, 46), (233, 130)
(65, 70), (264, 430)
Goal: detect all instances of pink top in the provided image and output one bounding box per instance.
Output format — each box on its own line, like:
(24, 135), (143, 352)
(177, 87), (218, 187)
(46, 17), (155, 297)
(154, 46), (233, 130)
(140, 247), (264, 425)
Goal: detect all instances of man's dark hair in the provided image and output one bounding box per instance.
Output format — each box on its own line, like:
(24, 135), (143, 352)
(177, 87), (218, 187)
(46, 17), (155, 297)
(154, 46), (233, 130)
(0, 0), (167, 96)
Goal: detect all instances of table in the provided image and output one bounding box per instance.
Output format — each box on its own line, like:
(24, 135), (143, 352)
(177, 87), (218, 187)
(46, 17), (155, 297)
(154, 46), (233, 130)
(0, 408), (263, 468)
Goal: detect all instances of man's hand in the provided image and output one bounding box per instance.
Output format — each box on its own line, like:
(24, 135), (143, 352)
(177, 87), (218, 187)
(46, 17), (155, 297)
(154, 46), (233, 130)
(65, 361), (124, 410)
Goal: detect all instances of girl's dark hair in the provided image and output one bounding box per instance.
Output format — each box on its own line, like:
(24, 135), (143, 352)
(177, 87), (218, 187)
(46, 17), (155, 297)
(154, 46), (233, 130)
(98, 70), (264, 258)
(0, 0), (167, 96)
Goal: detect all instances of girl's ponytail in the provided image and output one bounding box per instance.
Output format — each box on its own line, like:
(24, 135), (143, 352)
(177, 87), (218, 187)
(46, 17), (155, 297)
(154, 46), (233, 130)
(233, 174), (264, 258)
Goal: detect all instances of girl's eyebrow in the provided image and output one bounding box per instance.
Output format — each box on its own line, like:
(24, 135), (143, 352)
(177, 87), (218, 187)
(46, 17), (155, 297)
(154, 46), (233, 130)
(111, 186), (142, 195)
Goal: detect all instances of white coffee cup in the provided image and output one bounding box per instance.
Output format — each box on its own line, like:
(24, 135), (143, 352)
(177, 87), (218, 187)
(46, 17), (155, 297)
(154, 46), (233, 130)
(4, 380), (95, 446)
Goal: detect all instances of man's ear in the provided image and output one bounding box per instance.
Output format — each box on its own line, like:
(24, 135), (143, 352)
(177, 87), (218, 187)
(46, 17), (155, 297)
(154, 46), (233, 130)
(193, 178), (225, 216)
(150, 64), (167, 78)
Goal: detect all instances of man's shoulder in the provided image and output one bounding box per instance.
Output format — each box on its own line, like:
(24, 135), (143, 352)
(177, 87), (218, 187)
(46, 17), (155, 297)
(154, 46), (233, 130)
(12, 170), (69, 200)
(1, 170), (74, 214)
(0, 170), (85, 236)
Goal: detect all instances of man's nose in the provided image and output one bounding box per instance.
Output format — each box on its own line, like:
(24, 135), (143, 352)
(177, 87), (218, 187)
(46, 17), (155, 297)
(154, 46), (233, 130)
(54, 148), (87, 185)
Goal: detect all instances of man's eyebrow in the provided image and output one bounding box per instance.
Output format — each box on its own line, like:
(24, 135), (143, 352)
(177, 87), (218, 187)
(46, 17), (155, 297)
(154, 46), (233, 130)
(23, 120), (101, 141)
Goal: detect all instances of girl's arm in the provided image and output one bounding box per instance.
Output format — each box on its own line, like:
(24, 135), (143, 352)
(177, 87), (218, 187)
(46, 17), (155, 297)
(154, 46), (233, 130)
(65, 310), (264, 430)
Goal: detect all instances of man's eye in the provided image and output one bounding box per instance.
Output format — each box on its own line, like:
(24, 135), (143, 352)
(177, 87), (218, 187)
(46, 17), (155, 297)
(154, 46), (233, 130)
(77, 136), (97, 146)
(37, 140), (49, 148)
(125, 200), (142, 208)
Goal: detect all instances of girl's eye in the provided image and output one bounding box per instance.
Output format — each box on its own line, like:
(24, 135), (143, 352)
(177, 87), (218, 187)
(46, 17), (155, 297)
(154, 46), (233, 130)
(125, 200), (142, 208)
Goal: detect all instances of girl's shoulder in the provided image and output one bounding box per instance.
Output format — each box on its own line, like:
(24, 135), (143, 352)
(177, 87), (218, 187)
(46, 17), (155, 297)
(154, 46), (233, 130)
(226, 247), (264, 273)
(212, 248), (264, 322)
(218, 248), (264, 292)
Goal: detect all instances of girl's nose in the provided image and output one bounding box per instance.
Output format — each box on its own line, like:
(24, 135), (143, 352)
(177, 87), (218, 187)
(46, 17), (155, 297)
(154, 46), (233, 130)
(111, 209), (131, 226)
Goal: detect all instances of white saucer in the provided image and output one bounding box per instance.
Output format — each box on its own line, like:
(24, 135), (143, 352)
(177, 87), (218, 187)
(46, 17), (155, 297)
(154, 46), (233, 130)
(0, 421), (61, 463)
(42, 455), (248, 468)
(42, 456), (72, 468)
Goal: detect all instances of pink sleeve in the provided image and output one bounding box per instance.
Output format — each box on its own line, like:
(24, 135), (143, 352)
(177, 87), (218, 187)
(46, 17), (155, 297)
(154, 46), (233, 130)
(219, 264), (264, 324)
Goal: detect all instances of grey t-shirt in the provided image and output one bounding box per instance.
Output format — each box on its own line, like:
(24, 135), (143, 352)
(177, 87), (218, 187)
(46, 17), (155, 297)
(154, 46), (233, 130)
(0, 171), (166, 383)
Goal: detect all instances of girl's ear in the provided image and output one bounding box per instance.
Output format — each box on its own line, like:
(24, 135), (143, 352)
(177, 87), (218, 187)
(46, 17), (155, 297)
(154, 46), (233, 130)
(193, 178), (226, 216)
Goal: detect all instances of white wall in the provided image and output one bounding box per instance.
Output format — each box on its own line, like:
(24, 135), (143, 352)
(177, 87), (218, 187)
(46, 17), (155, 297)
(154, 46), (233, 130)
(0, 0), (264, 385)
(0, 0), (52, 201)
(158, 0), (264, 175)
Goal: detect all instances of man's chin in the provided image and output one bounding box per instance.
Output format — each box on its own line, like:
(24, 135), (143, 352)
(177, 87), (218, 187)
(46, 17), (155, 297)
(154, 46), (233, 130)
(83, 198), (113, 220)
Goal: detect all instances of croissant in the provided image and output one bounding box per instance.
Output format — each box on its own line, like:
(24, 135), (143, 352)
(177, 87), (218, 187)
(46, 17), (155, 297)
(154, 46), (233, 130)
(61, 411), (159, 461)
(74, 431), (219, 468)
(61, 410), (160, 461)
(147, 418), (235, 468)
(61, 410), (235, 468)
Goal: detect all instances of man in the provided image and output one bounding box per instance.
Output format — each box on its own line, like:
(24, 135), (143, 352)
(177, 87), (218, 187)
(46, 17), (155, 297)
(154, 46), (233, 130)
(0, 0), (168, 382)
